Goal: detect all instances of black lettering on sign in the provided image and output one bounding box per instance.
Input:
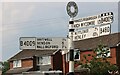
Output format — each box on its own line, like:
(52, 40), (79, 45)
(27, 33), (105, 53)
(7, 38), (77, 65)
(20, 41), (23, 46)
(74, 24), (80, 28)
(44, 45), (58, 49)
(37, 38), (52, 41)
(97, 16), (113, 25)
(77, 29), (88, 34)
(32, 41), (35, 46)
(21, 41), (35, 46)
(100, 26), (110, 34)
(37, 46), (43, 48)
(74, 34), (86, 40)
(29, 41), (32, 46)
(23, 41), (26, 46)
(110, 16), (113, 21)
(27, 41), (29, 46)
(37, 42), (50, 45)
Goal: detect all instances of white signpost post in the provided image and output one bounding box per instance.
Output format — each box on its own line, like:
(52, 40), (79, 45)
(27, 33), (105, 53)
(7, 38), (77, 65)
(66, 1), (78, 74)
(19, 37), (68, 50)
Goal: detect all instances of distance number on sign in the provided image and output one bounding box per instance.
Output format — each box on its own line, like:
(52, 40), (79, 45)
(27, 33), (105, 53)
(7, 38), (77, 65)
(100, 26), (110, 34)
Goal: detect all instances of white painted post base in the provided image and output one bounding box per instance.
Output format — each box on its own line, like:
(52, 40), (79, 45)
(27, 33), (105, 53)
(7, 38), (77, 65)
(69, 61), (74, 72)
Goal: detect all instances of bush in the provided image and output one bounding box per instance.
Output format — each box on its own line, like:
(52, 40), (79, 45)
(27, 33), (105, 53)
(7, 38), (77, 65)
(80, 44), (119, 75)
(2, 61), (9, 75)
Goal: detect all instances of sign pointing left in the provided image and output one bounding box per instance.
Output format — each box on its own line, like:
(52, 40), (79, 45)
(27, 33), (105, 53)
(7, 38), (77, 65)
(19, 37), (68, 50)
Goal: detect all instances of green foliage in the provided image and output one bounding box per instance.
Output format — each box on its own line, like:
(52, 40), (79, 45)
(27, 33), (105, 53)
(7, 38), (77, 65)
(2, 61), (9, 75)
(81, 44), (119, 75)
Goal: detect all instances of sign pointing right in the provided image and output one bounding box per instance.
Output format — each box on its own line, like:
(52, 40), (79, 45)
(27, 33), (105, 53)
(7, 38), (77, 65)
(73, 12), (113, 29)
(73, 24), (111, 41)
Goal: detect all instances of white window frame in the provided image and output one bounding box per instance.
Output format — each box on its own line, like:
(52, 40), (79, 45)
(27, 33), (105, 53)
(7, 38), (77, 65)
(105, 48), (111, 57)
(66, 49), (80, 62)
(37, 56), (51, 65)
(97, 48), (111, 58)
(13, 60), (21, 68)
(74, 50), (80, 61)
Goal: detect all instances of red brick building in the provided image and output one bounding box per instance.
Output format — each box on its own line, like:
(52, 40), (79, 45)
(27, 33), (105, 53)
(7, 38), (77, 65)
(62, 32), (120, 74)
(6, 49), (63, 75)
(6, 32), (120, 75)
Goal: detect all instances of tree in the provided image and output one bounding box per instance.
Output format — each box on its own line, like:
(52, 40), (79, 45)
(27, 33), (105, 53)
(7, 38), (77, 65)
(2, 61), (9, 75)
(80, 44), (119, 75)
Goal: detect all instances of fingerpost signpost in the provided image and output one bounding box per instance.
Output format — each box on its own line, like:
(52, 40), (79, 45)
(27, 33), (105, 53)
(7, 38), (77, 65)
(66, 1), (113, 75)
(66, 1), (78, 75)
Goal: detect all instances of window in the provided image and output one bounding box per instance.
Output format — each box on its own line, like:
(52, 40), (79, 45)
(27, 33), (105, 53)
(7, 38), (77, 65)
(13, 60), (21, 68)
(107, 48), (111, 57)
(66, 49), (80, 61)
(97, 47), (111, 58)
(74, 50), (80, 61)
(37, 56), (51, 65)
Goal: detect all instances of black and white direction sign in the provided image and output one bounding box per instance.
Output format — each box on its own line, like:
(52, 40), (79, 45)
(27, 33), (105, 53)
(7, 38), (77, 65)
(73, 24), (111, 41)
(97, 12), (113, 25)
(36, 37), (67, 49)
(36, 37), (68, 50)
(73, 27), (100, 41)
(100, 25), (111, 36)
(20, 37), (36, 50)
(73, 12), (113, 29)
(19, 37), (68, 50)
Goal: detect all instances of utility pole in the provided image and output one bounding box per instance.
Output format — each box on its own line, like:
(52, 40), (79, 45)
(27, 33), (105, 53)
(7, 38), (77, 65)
(66, 1), (78, 75)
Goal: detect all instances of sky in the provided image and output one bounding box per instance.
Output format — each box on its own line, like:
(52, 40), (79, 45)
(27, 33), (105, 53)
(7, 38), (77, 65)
(1, 0), (120, 61)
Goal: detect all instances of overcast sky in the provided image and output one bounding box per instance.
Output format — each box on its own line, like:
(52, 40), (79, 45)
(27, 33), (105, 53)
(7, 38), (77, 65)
(1, 0), (120, 61)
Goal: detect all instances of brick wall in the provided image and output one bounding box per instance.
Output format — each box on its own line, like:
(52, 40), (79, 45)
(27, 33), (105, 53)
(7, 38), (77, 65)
(51, 50), (63, 71)
(22, 59), (33, 68)
(63, 47), (117, 74)
(80, 47), (117, 64)
(9, 58), (33, 69)
(116, 45), (120, 72)
(80, 50), (95, 64)
(107, 47), (116, 64)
